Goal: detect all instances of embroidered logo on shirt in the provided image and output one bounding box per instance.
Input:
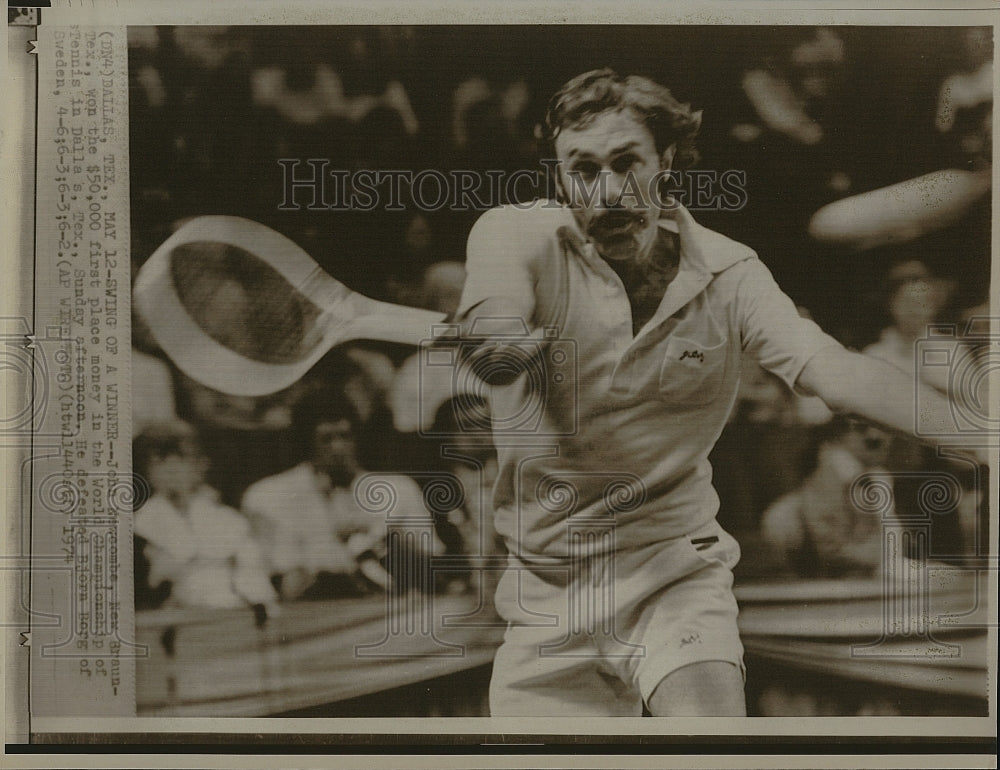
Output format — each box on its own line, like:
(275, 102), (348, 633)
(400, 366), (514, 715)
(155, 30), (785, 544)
(679, 349), (704, 362)
(680, 632), (703, 647)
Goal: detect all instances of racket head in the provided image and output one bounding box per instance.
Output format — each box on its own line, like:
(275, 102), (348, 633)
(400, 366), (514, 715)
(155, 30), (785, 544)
(134, 216), (444, 396)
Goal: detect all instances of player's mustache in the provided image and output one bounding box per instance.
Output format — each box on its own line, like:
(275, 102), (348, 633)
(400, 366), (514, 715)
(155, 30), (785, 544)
(587, 209), (645, 236)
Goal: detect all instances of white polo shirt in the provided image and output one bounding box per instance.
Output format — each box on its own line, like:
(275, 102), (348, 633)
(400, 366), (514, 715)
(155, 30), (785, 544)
(458, 201), (841, 561)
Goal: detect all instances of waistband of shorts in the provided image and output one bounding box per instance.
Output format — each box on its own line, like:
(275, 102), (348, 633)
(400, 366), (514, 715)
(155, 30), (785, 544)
(504, 513), (724, 570)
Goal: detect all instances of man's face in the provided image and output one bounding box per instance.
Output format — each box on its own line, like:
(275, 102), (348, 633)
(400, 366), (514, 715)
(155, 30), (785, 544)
(310, 418), (358, 480)
(890, 279), (943, 340)
(843, 420), (892, 469)
(554, 108), (674, 263)
(148, 449), (207, 498)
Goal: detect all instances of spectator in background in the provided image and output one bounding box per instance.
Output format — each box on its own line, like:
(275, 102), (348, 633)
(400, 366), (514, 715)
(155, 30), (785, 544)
(338, 344), (398, 424)
(452, 77), (533, 157)
(760, 417), (893, 578)
(133, 421), (278, 613)
(864, 258), (986, 562)
(420, 261), (468, 315)
(389, 261), (483, 438)
(449, 75), (541, 215)
(710, 353), (828, 552)
(242, 388), (441, 600)
(426, 397), (503, 595)
(718, 27), (859, 327)
(863, 259), (952, 382)
(729, 26), (853, 206)
(250, 48), (419, 134)
(711, 311), (832, 554)
(381, 213), (452, 307)
(249, 27), (420, 170)
(936, 27), (992, 172)
(304, 343), (415, 473)
(737, 27), (848, 150)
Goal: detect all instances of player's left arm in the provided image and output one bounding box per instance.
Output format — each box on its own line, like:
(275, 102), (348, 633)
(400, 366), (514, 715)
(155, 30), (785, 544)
(734, 257), (988, 465)
(795, 347), (988, 463)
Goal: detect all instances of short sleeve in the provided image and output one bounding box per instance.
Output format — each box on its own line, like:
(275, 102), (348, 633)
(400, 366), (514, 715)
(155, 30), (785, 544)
(240, 480), (298, 573)
(457, 206), (539, 319)
(734, 258), (842, 391)
(134, 498), (182, 552)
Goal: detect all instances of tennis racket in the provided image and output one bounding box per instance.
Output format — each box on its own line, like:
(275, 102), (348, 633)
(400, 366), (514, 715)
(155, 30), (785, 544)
(134, 216), (447, 396)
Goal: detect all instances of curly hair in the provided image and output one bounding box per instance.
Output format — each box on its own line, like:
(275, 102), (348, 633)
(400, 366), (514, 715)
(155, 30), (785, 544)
(543, 69), (703, 170)
(133, 420), (203, 479)
(289, 384), (362, 460)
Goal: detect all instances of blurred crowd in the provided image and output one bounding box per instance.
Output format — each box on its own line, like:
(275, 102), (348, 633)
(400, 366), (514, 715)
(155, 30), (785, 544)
(129, 26), (991, 612)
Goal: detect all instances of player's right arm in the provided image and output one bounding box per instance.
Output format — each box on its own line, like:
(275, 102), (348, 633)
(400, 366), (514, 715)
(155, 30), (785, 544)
(448, 206), (542, 385)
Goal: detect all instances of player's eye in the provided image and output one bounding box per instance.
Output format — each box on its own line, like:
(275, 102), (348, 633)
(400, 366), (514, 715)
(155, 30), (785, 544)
(611, 153), (639, 174)
(569, 162), (600, 181)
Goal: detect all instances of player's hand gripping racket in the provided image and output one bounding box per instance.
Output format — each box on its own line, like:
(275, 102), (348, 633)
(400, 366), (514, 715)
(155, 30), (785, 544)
(134, 216), (446, 396)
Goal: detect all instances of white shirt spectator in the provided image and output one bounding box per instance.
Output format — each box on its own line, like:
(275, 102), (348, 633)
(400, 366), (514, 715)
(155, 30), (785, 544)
(242, 463), (435, 577)
(135, 487), (276, 609)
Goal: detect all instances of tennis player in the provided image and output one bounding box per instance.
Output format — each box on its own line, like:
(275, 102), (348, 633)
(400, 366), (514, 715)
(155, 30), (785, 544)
(451, 69), (983, 717)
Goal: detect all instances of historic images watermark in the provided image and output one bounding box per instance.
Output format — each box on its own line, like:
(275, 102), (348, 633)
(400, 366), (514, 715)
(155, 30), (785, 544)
(913, 319), (997, 440)
(277, 159), (749, 213)
(419, 319), (578, 438)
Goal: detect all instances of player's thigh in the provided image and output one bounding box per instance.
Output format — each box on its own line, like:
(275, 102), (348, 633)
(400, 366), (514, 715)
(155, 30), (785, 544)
(646, 660), (746, 717)
(489, 625), (642, 717)
(618, 522), (745, 702)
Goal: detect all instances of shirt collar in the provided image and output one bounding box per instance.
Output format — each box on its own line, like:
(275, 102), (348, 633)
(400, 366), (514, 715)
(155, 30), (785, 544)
(662, 202), (756, 275)
(557, 202), (755, 340)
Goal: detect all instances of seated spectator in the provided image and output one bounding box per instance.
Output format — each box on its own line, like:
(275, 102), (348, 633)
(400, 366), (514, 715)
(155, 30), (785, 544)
(865, 258), (986, 422)
(389, 260), (481, 436)
(711, 344), (830, 547)
(382, 214), (444, 308)
(408, 397), (502, 596)
(435, 398), (500, 536)
(241, 388), (441, 601)
(133, 421), (278, 613)
(420, 261), (467, 315)
(738, 27), (847, 149)
(864, 259), (951, 384)
(863, 259), (988, 562)
(935, 27), (992, 171)
(760, 417), (893, 578)
(250, 54), (418, 133)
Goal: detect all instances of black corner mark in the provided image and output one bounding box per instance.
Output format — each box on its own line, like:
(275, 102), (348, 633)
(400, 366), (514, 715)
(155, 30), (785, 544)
(9, 5), (44, 28)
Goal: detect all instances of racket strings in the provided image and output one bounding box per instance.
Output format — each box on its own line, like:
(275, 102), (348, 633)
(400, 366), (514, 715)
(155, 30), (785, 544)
(169, 241), (324, 364)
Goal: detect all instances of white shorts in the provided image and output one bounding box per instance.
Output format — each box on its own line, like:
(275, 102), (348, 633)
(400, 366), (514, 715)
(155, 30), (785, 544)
(489, 518), (744, 716)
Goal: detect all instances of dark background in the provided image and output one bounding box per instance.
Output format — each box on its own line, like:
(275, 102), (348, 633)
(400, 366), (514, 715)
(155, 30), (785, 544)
(128, 25), (992, 344)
